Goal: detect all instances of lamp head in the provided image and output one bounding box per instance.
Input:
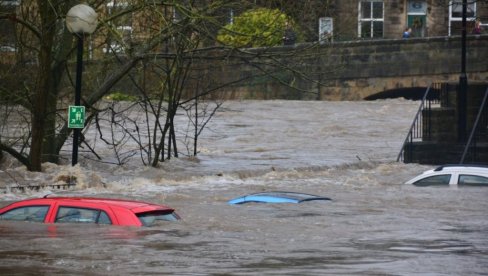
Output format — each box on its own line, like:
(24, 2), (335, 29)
(66, 4), (98, 34)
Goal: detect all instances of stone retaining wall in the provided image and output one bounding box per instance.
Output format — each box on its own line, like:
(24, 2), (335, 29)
(207, 35), (488, 100)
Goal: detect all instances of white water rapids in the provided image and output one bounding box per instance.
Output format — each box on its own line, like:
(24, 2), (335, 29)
(1, 99), (487, 275)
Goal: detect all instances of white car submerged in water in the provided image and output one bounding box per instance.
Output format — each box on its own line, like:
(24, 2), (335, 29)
(405, 165), (488, 186)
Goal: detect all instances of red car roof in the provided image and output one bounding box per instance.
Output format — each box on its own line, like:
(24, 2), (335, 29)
(51, 197), (166, 208)
(2, 197), (174, 212)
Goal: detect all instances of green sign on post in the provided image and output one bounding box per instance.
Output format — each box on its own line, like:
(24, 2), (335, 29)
(68, 106), (85, 128)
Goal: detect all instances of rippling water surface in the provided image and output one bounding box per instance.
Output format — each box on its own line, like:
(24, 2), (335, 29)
(1, 100), (487, 275)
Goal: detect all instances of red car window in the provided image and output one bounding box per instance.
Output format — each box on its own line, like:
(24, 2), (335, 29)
(136, 210), (180, 226)
(55, 206), (112, 225)
(0, 205), (49, 222)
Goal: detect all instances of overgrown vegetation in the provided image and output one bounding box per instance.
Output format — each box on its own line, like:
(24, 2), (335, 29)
(217, 8), (298, 47)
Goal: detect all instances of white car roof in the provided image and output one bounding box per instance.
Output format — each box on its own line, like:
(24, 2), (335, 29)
(431, 165), (488, 173)
(405, 164), (488, 185)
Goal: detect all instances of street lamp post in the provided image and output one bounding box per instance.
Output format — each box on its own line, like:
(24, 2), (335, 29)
(65, 4), (97, 166)
(458, 0), (468, 143)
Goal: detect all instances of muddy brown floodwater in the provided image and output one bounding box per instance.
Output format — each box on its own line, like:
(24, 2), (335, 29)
(1, 100), (487, 275)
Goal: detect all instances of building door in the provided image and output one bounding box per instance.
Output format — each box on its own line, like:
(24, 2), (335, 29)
(407, 1), (427, 37)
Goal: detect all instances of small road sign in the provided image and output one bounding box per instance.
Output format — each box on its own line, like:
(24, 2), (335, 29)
(68, 106), (85, 128)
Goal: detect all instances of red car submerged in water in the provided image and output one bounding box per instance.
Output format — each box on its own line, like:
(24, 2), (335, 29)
(0, 196), (180, 227)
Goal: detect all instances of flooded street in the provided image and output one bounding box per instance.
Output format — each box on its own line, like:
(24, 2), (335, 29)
(1, 100), (487, 275)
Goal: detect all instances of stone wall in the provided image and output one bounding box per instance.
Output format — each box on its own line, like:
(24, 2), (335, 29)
(210, 35), (488, 101)
(79, 35), (488, 102)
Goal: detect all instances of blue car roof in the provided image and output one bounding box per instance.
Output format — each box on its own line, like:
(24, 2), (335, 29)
(228, 191), (331, 205)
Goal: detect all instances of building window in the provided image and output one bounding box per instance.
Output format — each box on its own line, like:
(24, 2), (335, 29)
(450, 0), (476, 18)
(358, 1), (384, 39)
(0, 0), (19, 52)
(448, 0), (477, 36)
(104, 1), (133, 54)
(0, 0), (20, 6)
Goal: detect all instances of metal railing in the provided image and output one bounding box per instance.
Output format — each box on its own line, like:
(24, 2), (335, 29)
(397, 83), (443, 162)
(398, 83), (488, 164)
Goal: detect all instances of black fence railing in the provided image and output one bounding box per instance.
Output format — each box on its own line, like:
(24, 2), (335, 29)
(397, 83), (443, 162)
(398, 83), (488, 164)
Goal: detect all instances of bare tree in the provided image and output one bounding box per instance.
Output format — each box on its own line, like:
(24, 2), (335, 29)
(0, 0), (338, 170)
